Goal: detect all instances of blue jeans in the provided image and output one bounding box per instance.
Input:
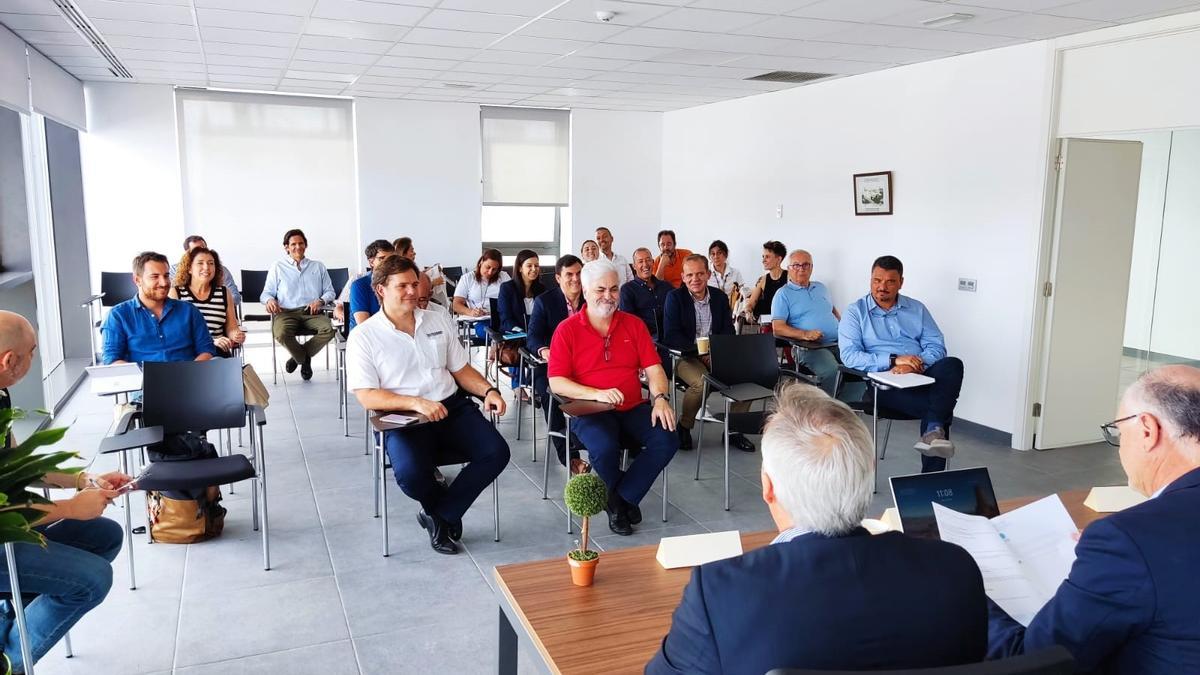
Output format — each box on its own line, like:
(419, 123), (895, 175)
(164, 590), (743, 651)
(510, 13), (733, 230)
(570, 403), (678, 505)
(1, 517), (123, 673)
(384, 392), (511, 524)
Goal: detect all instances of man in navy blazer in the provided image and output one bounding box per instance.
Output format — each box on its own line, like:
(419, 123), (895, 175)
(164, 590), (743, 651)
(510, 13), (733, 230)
(988, 365), (1200, 673)
(527, 255), (585, 470)
(647, 384), (987, 675)
(662, 254), (753, 451)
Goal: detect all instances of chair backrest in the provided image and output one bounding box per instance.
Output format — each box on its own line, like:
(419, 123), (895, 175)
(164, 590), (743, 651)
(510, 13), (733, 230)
(142, 359), (246, 434)
(710, 334), (779, 390)
(539, 272), (558, 291)
(100, 272), (138, 307)
(765, 646), (1075, 675)
(489, 297), (501, 333)
(443, 266), (463, 284)
(328, 267), (350, 298)
(240, 270), (268, 304)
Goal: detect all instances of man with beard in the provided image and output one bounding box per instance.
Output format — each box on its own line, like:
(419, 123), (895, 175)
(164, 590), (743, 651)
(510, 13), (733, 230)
(102, 251), (216, 364)
(548, 259), (679, 535)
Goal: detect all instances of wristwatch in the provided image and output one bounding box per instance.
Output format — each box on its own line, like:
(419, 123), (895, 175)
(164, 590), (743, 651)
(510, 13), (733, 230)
(653, 393), (670, 404)
(889, 354), (898, 369)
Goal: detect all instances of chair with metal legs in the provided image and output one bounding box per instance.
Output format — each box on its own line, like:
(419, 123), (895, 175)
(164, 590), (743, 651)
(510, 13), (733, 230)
(834, 367), (930, 493)
(693, 334), (817, 510)
(367, 394), (501, 557)
(517, 347), (545, 462)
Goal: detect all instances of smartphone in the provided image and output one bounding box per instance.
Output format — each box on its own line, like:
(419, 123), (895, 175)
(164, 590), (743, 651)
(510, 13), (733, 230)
(115, 482), (138, 495)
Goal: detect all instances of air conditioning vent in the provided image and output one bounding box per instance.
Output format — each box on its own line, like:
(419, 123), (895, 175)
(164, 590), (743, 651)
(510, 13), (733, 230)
(744, 70), (832, 83)
(51, 0), (133, 79)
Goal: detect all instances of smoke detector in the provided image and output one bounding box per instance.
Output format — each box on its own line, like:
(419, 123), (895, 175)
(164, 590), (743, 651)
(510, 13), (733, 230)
(595, 10), (617, 22)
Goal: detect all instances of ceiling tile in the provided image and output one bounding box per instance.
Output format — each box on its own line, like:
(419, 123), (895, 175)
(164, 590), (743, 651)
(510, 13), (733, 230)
(966, 12), (1112, 38)
(195, 0), (314, 15)
(292, 48), (380, 65)
(11, 29), (88, 46)
(286, 59), (369, 74)
(73, 0), (194, 23)
(285, 69), (358, 82)
(571, 42), (676, 60)
(817, 23), (1017, 50)
(207, 63), (285, 76)
(202, 27), (297, 46)
(518, 18), (627, 41)
(787, 0), (942, 23)
(945, 0), (1074, 8)
(1045, 0), (1200, 20)
(105, 35), (202, 52)
(622, 60), (707, 75)
(204, 41), (294, 58)
(374, 56), (460, 70)
(364, 65), (444, 79)
(650, 49), (746, 65)
(305, 18), (409, 41)
(33, 44), (109, 57)
(279, 80), (349, 91)
(483, 83), (553, 93)
(311, 0), (430, 25)
(387, 43), (480, 59)
(547, 1), (676, 25)
(455, 61), (542, 75)
(490, 34), (587, 54)
(687, 0), (824, 13)
(206, 53), (289, 68)
(196, 8), (306, 32)
(733, 15), (860, 39)
(439, 0), (564, 16)
(645, 8), (776, 32)
(545, 55), (638, 70)
(400, 27), (502, 48)
(0, 0), (63, 15)
(125, 59), (206, 73)
(115, 47), (208, 63)
(47, 55), (113, 68)
(0, 13), (69, 31)
(418, 9), (529, 34)
(297, 34), (394, 53)
(469, 49), (557, 65)
(90, 18), (197, 40)
(208, 73), (282, 84)
(606, 26), (724, 49)
(837, 44), (956, 64)
(68, 67), (124, 78)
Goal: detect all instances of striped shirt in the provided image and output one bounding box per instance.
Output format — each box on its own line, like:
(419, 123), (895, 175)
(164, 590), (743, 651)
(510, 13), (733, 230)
(176, 284), (227, 340)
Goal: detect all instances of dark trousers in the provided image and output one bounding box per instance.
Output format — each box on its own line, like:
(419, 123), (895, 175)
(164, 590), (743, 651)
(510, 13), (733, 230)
(570, 403), (678, 505)
(877, 357), (964, 473)
(384, 392), (511, 523)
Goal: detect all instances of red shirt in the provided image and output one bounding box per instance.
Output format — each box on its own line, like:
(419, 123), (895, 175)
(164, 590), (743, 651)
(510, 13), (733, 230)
(547, 308), (662, 411)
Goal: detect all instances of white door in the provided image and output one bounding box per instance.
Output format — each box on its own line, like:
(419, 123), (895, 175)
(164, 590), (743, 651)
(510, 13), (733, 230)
(1035, 138), (1142, 449)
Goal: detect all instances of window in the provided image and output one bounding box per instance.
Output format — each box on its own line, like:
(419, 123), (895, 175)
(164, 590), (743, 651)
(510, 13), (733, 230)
(479, 106), (570, 260)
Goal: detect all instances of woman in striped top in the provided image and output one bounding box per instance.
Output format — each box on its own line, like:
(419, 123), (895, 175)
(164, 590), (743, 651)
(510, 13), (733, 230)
(169, 246), (245, 356)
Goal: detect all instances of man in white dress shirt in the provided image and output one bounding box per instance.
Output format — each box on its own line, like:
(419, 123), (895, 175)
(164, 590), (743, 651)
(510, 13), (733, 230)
(596, 226), (632, 287)
(346, 255), (510, 555)
(261, 228), (336, 380)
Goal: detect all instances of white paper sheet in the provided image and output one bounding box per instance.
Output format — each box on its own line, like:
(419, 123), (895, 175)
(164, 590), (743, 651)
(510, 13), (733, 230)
(656, 530), (743, 569)
(933, 495), (1077, 626)
(1084, 485), (1147, 513)
(867, 371), (935, 389)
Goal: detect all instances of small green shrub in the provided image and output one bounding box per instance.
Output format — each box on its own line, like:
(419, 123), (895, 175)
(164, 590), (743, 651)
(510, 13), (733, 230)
(564, 473), (607, 558)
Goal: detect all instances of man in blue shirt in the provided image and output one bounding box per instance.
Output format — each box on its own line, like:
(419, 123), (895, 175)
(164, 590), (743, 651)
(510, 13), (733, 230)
(771, 249), (842, 398)
(261, 228), (336, 380)
(619, 247), (671, 340)
(838, 255), (963, 472)
(348, 239), (395, 330)
(102, 252), (215, 365)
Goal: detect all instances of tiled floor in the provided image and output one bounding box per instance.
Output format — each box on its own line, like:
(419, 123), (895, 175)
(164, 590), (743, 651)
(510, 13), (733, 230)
(30, 339), (1126, 674)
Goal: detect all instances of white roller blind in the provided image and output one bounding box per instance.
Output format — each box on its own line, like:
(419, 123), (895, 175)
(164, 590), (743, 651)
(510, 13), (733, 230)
(28, 50), (85, 131)
(0, 25), (30, 114)
(176, 90), (358, 281)
(480, 106), (569, 206)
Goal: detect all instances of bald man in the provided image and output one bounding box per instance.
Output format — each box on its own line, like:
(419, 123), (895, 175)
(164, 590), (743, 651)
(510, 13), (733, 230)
(988, 365), (1200, 673)
(0, 311), (131, 675)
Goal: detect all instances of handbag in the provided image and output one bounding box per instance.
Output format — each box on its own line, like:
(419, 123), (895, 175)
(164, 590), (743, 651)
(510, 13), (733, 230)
(243, 363), (270, 409)
(145, 486), (226, 543)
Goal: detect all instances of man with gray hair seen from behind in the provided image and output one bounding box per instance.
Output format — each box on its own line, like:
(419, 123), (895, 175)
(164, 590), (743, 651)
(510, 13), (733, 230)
(988, 365), (1200, 673)
(647, 384), (987, 675)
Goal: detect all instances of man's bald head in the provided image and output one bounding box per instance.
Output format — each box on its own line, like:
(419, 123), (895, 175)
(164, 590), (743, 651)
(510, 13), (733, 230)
(1123, 365), (1200, 447)
(0, 311), (37, 389)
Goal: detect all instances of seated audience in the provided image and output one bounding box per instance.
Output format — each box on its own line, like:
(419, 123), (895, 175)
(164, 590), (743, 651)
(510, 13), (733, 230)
(548, 259), (678, 536)
(838, 255), (962, 472)
(348, 239), (395, 330)
(742, 240), (787, 324)
(1, 311), (131, 675)
(169, 246), (245, 357)
(653, 230), (692, 289)
(580, 239), (600, 263)
(497, 249), (544, 393)
(103, 251), (215, 364)
(346, 256), (510, 555)
(169, 234), (242, 305)
(453, 248), (510, 341)
(619, 247), (671, 339)
(662, 255), (754, 452)
(771, 249), (842, 397)
(647, 385), (987, 674)
(988, 365), (1200, 673)
(394, 236), (449, 308)
(595, 227), (631, 286)
(528, 255), (586, 473)
(707, 240), (744, 299)
(260, 228), (336, 381)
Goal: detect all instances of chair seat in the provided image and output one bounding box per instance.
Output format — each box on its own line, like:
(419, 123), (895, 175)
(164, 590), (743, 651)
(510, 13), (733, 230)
(138, 455), (256, 491)
(704, 410), (766, 435)
(718, 382), (775, 403)
(242, 314), (271, 322)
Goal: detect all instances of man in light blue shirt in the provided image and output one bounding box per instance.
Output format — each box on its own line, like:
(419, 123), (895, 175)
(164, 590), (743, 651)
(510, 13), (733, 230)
(771, 249), (842, 397)
(261, 228), (336, 381)
(838, 255), (963, 472)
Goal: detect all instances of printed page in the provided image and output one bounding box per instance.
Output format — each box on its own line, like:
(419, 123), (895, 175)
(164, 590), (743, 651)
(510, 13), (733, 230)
(989, 494), (1078, 603)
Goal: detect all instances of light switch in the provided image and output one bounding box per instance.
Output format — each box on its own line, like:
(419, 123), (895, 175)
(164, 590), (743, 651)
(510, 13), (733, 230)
(958, 278), (977, 292)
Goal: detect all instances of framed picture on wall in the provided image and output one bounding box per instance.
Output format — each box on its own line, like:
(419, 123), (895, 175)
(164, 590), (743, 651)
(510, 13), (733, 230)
(853, 171), (893, 216)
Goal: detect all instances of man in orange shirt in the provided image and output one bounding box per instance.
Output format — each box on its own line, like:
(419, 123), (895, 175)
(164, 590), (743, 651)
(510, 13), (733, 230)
(654, 230), (692, 289)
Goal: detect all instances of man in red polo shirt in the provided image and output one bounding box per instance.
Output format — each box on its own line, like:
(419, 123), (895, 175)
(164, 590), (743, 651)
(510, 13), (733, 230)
(549, 259), (679, 536)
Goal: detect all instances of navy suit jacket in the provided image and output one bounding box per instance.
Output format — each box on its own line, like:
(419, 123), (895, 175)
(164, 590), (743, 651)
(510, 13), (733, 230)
(646, 529), (987, 675)
(988, 467), (1200, 673)
(497, 279), (544, 332)
(527, 288), (583, 354)
(662, 286), (734, 353)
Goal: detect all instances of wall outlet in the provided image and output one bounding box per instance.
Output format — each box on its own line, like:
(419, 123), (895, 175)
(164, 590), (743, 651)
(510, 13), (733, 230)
(775, 204), (783, 219)
(958, 278), (977, 292)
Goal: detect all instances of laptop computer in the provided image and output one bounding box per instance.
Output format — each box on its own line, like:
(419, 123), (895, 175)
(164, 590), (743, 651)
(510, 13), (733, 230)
(86, 362), (143, 396)
(889, 467), (1001, 540)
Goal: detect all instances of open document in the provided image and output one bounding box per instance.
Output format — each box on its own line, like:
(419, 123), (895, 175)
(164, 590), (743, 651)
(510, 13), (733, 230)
(933, 495), (1078, 626)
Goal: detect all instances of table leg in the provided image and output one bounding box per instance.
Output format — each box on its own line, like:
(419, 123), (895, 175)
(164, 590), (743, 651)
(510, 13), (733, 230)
(498, 606), (518, 675)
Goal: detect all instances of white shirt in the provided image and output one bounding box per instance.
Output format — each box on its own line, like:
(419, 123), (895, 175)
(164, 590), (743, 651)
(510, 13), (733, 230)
(346, 308), (467, 402)
(453, 271), (511, 310)
(604, 251), (633, 287)
(709, 264), (744, 296)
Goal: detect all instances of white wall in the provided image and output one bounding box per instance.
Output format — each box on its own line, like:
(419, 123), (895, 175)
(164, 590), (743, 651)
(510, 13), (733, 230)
(80, 83), (184, 285)
(660, 41), (1054, 434)
(570, 109), (662, 255)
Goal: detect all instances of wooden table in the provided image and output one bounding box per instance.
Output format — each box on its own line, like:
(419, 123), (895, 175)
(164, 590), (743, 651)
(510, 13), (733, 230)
(494, 489), (1100, 675)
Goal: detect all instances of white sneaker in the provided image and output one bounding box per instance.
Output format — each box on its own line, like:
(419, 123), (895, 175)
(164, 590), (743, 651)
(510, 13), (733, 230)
(914, 428), (955, 458)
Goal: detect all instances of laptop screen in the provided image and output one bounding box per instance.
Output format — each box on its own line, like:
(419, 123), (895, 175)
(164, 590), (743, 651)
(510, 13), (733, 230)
(890, 467), (1001, 539)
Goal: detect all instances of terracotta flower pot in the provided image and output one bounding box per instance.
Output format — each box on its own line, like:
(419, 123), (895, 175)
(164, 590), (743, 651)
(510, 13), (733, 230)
(567, 554), (599, 586)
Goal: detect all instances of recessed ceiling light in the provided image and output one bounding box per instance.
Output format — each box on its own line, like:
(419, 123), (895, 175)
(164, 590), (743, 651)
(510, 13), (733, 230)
(442, 83), (474, 89)
(921, 13), (975, 28)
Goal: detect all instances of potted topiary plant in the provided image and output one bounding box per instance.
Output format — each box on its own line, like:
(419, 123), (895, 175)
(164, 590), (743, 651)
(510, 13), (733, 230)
(0, 407), (81, 546)
(563, 473), (607, 587)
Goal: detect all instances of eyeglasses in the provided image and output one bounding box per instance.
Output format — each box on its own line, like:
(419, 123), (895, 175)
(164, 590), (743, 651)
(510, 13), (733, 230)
(788, 263), (813, 270)
(1099, 413), (1141, 447)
